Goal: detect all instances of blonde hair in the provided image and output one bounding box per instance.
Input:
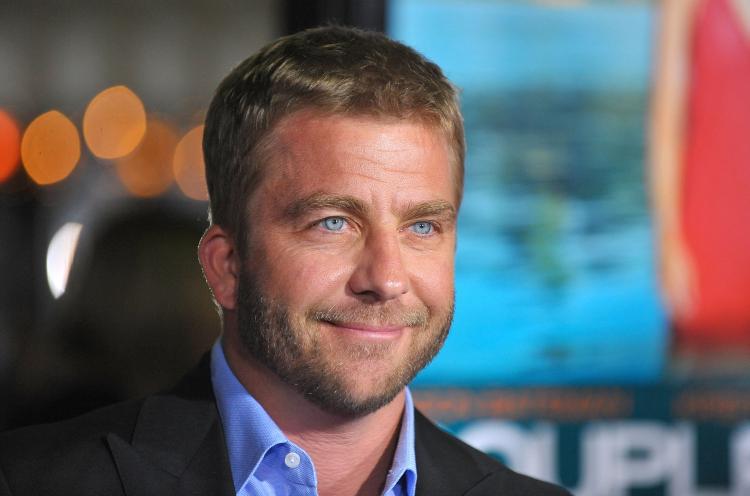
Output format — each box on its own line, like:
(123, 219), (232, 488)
(203, 25), (464, 241)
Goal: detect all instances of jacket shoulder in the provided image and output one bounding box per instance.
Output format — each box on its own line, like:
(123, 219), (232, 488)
(0, 399), (143, 495)
(0, 354), (224, 496)
(414, 410), (570, 496)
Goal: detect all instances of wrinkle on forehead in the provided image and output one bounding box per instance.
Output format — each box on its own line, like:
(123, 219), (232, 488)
(258, 111), (456, 211)
(274, 110), (446, 163)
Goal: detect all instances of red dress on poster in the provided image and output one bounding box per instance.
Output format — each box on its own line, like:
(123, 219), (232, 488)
(676, 0), (750, 348)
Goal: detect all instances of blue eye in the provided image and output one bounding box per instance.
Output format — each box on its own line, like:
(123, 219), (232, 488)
(321, 217), (346, 231)
(411, 221), (434, 235)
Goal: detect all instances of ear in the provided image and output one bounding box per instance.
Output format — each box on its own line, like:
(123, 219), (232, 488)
(198, 225), (240, 310)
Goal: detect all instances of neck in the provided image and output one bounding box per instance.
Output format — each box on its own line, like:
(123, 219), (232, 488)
(222, 332), (406, 496)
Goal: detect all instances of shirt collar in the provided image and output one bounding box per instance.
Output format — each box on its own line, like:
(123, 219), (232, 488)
(383, 385), (418, 496)
(211, 341), (292, 492)
(210, 339), (418, 496)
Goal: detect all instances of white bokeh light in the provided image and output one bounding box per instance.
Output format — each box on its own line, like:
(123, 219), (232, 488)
(46, 222), (83, 299)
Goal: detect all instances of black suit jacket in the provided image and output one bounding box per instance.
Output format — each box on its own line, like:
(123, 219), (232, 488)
(0, 356), (569, 496)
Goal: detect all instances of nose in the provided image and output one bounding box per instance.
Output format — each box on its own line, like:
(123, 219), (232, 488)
(348, 230), (409, 302)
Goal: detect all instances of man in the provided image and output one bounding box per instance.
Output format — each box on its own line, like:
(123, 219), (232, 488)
(0, 27), (569, 496)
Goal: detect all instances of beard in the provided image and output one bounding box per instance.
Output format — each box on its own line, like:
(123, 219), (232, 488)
(235, 268), (453, 417)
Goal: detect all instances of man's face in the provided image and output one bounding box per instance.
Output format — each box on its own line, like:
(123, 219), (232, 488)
(236, 111), (457, 417)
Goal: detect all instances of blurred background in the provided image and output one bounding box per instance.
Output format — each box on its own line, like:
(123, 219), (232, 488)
(2, 0), (750, 494)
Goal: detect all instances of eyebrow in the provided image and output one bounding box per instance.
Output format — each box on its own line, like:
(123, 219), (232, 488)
(283, 193), (370, 220)
(283, 192), (456, 224)
(402, 200), (457, 226)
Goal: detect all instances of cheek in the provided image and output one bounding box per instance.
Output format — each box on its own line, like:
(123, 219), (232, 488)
(257, 241), (355, 304)
(409, 252), (455, 308)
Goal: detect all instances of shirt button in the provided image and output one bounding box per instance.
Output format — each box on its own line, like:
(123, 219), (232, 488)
(284, 452), (301, 468)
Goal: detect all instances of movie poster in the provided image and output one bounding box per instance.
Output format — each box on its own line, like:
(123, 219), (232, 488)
(392, 2), (750, 494)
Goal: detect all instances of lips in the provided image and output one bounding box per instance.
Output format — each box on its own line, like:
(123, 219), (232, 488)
(310, 306), (428, 329)
(321, 320), (406, 339)
(327, 321), (403, 332)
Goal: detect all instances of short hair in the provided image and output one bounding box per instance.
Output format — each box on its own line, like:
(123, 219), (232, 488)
(203, 25), (464, 243)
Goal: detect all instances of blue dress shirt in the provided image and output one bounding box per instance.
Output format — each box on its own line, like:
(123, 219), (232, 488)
(210, 341), (417, 496)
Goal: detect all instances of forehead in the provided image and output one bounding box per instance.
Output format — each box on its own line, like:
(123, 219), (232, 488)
(260, 111), (455, 199)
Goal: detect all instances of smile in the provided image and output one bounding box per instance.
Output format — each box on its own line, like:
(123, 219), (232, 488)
(321, 320), (406, 340)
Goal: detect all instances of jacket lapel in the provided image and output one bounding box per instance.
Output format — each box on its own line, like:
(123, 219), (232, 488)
(106, 354), (235, 496)
(414, 409), (496, 496)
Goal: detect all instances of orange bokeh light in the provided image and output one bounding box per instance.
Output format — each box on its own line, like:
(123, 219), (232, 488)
(115, 118), (178, 197)
(173, 125), (208, 201)
(0, 110), (21, 183)
(21, 110), (81, 185)
(83, 85), (146, 159)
